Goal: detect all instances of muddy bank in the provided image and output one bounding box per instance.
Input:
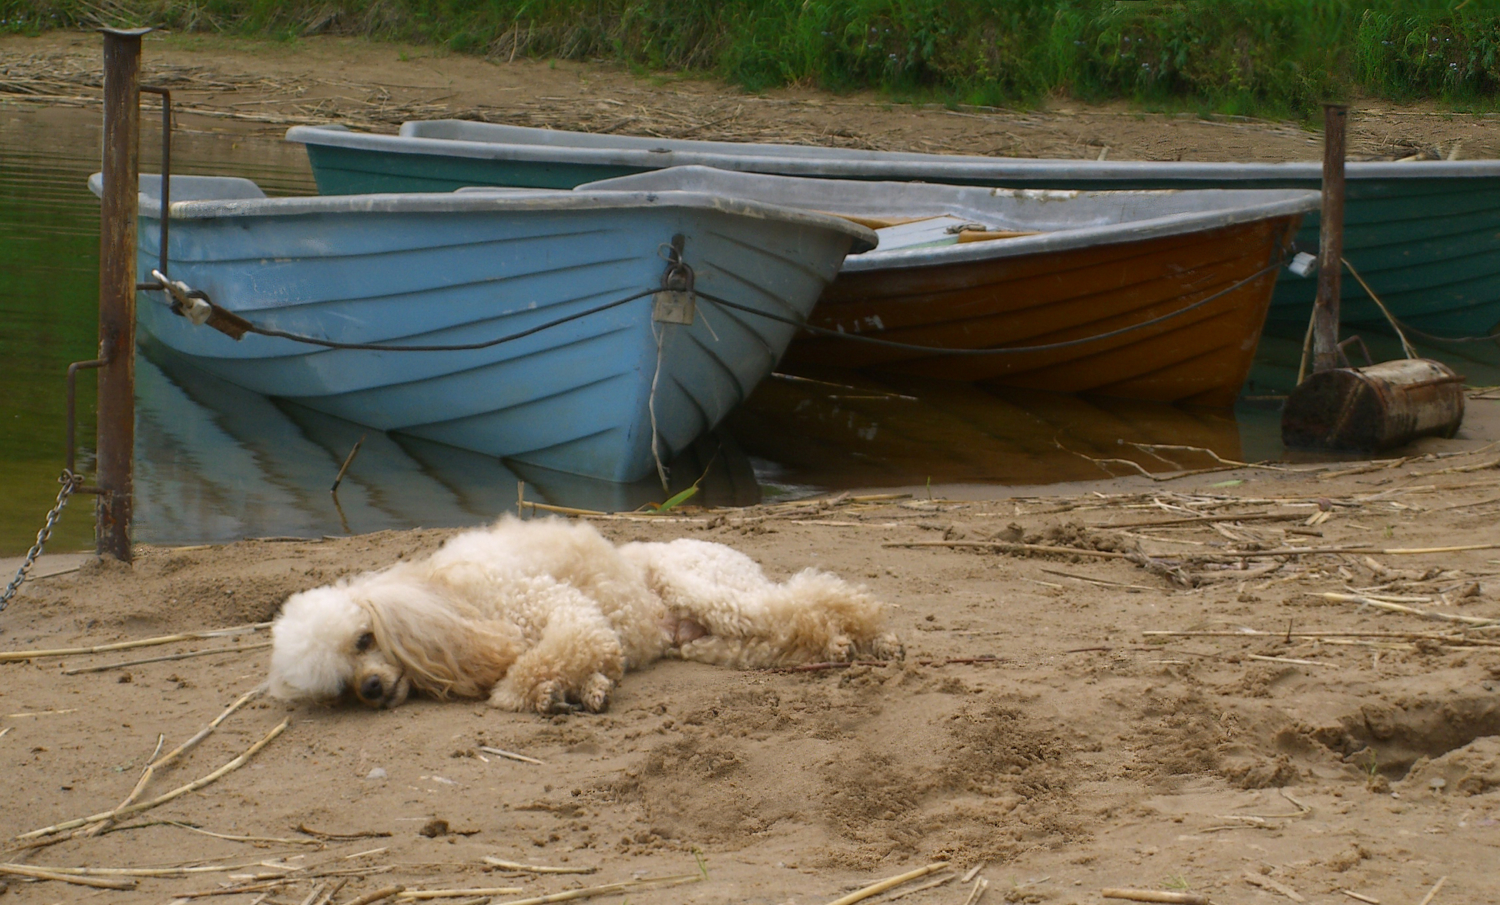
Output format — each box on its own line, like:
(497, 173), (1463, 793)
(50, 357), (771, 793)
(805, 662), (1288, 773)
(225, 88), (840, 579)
(4, 31), (1500, 162)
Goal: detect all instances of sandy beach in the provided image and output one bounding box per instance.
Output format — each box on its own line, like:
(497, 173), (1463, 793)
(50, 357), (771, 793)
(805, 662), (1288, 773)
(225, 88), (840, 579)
(2, 400), (1498, 904)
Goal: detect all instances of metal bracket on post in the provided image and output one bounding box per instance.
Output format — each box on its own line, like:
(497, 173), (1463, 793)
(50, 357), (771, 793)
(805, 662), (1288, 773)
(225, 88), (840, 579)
(138, 85), (171, 291)
(65, 359), (107, 497)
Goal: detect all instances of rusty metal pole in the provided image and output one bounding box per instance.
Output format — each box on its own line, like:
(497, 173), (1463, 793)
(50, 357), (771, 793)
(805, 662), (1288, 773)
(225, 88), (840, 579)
(97, 27), (150, 562)
(1311, 103), (1348, 374)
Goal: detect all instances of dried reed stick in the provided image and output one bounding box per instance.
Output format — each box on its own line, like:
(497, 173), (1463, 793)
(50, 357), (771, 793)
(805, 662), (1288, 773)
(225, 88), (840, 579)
(344, 887), (405, 905)
(1246, 654), (1332, 668)
(1104, 512), (1301, 529)
(882, 540), (1127, 558)
(64, 642), (272, 675)
(884, 872), (955, 901)
(84, 685), (266, 836)
(0, 623), (272, 663)
(491, 874), (699, 904)
(295, 824), (393, 841)
(481, 857), (596, 874)
(0, 862), (236, 877)
(1244, 871), (1306, 902)
(825, 863), (948, 905)
(1417, 876), (1447, 905)
(1101, 889), (1209, 905)
(478, 746), (546, 765)
(961, 876), (989, 905)
(397, 887), (525, 899)
(17, 718), (289, 840)
(0, 863), (137, 889)
(158, 821), (322, 846)
(1323, 593), (1498, 627)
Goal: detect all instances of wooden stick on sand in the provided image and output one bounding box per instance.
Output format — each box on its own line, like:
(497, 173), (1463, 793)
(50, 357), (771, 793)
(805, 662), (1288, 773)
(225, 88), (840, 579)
(0, 863), (137, 889)
(882, 540), (1127, 559)
(397, 886), (525, 899)
(824, 863), (948, 905)
(478, 746), (546, 766)
(1417, 876), (1448, 905)
(17, 717), (289, 841)
(482, 857), (596, 875)
(345, 887), (405, 905)
(490, 873), (700, 904)
(0, 622), (272, 663)
(63, 642), (272, 675)
(1101, 889), (1210, 905)
(83, 685), (266, 837)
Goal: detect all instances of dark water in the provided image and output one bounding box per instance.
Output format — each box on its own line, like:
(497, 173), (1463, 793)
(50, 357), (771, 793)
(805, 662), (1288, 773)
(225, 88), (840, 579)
(3, 104), (1498, 555)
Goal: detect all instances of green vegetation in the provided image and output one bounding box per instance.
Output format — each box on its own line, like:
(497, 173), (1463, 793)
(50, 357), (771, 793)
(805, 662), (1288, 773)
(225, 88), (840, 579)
(6, 2), (1499, 116)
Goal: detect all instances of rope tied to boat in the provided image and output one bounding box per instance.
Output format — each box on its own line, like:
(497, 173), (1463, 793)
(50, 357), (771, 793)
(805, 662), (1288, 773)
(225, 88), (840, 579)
(1, 470), (83, 614)
(698, 255), (1291, 357)
(147, 278), (661, 352)
(146, 251), (1289, 359)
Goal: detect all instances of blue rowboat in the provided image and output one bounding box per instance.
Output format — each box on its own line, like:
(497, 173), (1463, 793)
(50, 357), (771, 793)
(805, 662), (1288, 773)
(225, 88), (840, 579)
(286, 121), (1500, 339)
(90, 173), (874, 483)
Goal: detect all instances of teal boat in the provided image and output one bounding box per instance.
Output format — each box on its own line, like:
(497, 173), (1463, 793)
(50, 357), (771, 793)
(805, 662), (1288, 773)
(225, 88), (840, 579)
(286, 121), (1500, 339)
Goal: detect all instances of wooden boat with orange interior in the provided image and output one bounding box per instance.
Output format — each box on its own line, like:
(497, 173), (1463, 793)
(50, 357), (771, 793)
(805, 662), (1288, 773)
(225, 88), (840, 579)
(584, 167), (1320, 407)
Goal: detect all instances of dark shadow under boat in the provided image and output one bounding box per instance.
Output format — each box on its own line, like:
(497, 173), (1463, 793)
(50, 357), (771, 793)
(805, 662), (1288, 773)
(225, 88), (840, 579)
(725, 370), (1245, 491)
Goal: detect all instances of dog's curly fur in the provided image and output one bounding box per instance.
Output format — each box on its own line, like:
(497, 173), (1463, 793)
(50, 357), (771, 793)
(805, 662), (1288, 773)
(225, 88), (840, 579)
(267, 516), (901, 714)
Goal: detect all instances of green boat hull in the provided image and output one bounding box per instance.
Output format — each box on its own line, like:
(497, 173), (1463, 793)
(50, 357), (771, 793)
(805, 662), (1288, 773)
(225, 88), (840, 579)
(305, 143), (650, 193)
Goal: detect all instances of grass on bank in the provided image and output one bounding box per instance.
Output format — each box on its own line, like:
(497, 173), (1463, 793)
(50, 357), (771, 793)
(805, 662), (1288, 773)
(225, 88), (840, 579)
(5, 2), (1500, 117)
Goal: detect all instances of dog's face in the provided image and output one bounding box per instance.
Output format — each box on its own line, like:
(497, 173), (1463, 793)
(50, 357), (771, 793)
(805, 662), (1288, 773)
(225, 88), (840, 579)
(268, 585), (411, 709)
(348, 626), (411, 709)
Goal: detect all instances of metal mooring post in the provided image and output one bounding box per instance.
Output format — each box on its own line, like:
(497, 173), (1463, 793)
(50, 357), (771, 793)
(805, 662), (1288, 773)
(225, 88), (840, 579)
(1310, 103), (1348, 374)
(96, 27), (150, 562)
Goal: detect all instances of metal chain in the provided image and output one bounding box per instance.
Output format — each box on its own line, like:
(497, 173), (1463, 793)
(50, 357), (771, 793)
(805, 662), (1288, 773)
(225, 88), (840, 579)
(1, 470), (82, 613)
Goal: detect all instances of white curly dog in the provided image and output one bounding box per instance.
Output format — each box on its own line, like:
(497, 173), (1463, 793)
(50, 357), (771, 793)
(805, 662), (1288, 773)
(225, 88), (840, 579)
(267, 516), (901, 714)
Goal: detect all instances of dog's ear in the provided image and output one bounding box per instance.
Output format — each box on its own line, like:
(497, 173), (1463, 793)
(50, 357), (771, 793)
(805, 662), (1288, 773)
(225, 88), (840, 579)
(364, 587), (522, 699)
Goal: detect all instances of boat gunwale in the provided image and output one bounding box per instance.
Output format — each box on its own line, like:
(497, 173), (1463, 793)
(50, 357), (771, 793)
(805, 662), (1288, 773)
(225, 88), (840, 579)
(285, 122), (1500, 181)
(578, 168), (1318, 270)
(86, 172), (878, 252)
(839, 202), (1311, 270)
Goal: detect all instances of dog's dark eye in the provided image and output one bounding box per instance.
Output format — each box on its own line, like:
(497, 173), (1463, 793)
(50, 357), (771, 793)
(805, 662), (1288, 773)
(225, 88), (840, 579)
(356, 632), (374, 652)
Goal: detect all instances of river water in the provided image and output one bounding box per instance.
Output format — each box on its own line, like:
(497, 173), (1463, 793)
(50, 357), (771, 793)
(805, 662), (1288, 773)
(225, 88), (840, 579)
(3, 103), (1496, 555)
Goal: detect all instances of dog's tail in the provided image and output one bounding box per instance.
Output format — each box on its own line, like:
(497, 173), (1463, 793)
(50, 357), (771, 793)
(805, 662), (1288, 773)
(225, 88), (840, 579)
(676, 566), (901, 669)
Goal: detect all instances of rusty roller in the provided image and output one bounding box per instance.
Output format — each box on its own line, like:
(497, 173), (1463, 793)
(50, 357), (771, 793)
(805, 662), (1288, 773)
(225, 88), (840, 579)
(1282, 359), (1465, 452)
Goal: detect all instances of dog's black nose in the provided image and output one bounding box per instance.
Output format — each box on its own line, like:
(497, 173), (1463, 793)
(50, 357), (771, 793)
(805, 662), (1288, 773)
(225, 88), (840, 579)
(359, 675), (384, 701)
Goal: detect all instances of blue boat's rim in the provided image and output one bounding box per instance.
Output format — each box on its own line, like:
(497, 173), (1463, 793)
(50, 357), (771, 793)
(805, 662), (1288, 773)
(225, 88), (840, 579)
(85, 171), (878, 253)
(581, 167), (1320, 272)
(285, 121), (1500, 181)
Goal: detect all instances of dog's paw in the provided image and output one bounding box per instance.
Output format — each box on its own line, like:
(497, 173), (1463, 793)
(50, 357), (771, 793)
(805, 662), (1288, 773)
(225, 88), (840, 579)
(867, 632), (905, 662)
(580, 673), (613, 713)
(532, 679), (580, 715)
(487, 684), (529, 712)
(823, 633), (856, 663)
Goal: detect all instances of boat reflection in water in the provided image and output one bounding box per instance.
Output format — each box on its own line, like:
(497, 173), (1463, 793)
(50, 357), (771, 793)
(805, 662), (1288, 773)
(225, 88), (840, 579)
(134, 346), (759, 546)
(727, 370), (1246, 491)
(133, 348), (1258, 545)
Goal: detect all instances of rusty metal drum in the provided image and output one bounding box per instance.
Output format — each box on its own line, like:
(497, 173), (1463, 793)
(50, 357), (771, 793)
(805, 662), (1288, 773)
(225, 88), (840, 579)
(1282, 358), (1465, 452)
